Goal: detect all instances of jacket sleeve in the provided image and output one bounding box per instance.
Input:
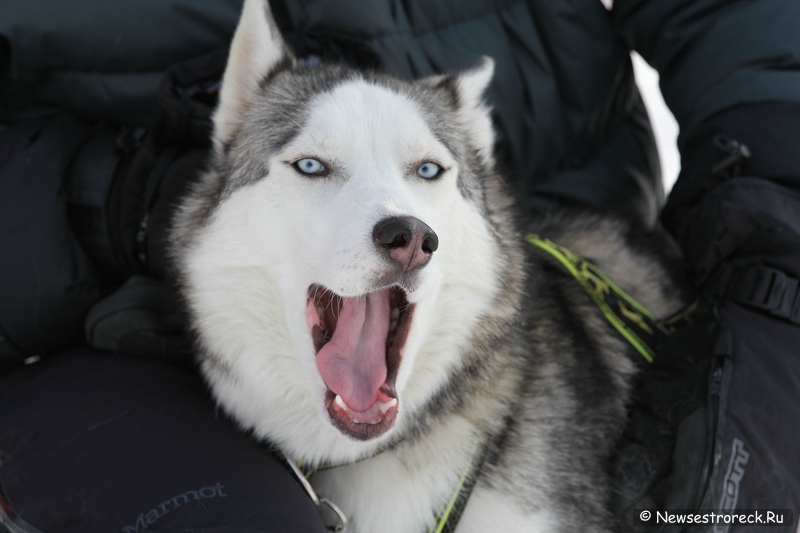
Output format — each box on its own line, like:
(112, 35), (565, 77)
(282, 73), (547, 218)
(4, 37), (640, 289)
(0, 0), (241, 128)
(611, 0), (800, 150)
(613, 0), (800, 284)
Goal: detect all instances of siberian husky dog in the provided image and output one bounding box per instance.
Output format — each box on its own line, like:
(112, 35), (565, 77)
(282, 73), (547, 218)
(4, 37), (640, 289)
(171, 0), (689, 531)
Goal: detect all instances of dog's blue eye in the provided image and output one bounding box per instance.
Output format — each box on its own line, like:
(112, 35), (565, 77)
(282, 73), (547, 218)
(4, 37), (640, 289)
(294, 158), (326, 175)
(417, 162), (442, 180)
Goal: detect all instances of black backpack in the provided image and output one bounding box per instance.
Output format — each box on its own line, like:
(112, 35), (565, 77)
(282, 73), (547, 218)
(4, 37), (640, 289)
(612, 172), (800, 530)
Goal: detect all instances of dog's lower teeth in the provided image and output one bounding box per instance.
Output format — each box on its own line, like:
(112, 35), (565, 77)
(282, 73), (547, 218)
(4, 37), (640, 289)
(334, 395), (396, 417)
(334, 395), (347, 410)
(377, 398), (398, 414)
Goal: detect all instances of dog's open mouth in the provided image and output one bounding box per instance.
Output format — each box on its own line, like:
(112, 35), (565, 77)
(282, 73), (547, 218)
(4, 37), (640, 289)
(306, 284), (413, 441)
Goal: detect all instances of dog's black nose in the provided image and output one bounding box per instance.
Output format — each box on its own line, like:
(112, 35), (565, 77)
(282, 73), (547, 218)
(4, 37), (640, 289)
(372, 216), (438, 271)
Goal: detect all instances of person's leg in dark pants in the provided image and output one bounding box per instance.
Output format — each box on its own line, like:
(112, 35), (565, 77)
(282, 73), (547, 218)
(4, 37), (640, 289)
(0, 349), (328, 533)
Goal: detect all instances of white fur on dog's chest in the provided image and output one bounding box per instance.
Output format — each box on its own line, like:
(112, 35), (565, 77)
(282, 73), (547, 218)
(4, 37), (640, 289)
(311, 416), (480, 533)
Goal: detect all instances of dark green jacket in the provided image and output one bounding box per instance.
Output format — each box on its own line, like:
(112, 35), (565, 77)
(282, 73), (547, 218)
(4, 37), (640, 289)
(2, 0), (799, 224)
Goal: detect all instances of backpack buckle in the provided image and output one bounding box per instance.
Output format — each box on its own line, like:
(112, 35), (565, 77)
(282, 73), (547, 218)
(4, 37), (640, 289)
(728, 265), (800, 324)
(711, 135), (751, 179)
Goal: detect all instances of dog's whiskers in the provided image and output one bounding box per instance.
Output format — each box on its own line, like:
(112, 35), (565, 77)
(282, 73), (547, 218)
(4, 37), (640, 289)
(490, 267), (512, 291)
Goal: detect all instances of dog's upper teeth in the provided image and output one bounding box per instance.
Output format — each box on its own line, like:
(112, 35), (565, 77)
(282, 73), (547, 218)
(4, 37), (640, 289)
(389, 307), (400, 332)
(377, 398), (398, 414)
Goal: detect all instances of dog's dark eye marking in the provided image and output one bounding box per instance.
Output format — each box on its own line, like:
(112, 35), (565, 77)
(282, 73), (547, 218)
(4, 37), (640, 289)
(292, 158), (330, 177)
(417, 162), (444, 180)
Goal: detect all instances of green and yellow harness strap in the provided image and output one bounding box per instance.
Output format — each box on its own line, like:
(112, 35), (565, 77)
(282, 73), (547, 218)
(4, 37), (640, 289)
(429, 440), (484, 533)
(525, 234), (696, 363)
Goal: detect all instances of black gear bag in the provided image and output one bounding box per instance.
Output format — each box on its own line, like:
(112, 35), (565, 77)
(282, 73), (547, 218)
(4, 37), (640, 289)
(613, 103), (800, 530)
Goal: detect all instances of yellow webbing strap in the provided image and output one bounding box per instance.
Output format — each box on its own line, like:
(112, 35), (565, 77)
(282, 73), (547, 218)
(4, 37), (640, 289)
(430, 440), (482, 533)
(525, 234), (693, 363)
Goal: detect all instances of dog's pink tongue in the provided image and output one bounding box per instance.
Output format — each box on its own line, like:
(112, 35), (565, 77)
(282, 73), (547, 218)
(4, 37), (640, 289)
(316, 291), (390, 413)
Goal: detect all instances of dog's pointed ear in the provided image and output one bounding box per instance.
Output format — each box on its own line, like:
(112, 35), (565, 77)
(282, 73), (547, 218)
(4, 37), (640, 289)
(455, 57), (495, 167)
(454, 56), (495, 112)
(421, 56), (496, 168)
(213, 0), (293, 151)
